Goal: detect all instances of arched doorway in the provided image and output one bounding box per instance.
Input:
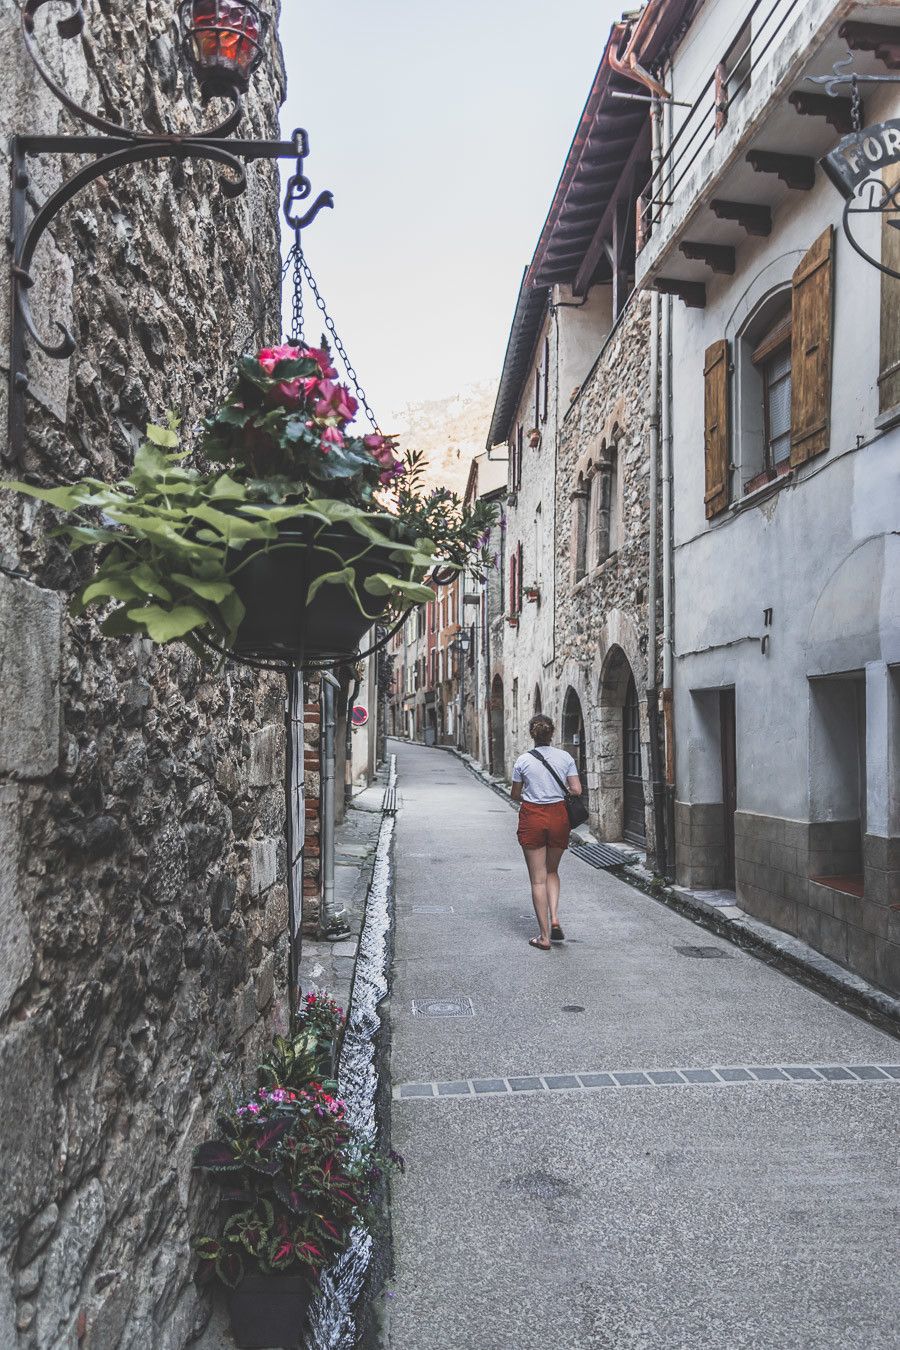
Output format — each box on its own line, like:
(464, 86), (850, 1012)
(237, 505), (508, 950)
(598, 646), (646, 845)
(490, 674), (505, 775)
(561, 687), (586, 782)
(622, 672), (645, 845)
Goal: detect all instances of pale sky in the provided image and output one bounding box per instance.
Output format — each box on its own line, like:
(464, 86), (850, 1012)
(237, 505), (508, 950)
(278, 0), (624, 423)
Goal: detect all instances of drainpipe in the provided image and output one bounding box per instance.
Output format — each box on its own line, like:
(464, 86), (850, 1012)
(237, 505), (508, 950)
(646, 95), (668, 878)
(661, 83), (676, 877)
(319, 671), (339, 935)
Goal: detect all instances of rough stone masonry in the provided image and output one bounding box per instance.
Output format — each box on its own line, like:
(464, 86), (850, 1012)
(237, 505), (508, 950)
(0, 2), (311, 1345)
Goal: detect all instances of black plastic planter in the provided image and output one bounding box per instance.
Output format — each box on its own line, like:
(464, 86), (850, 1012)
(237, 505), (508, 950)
(226, 1274), (312, 1349)
(229, 518), (407, 662)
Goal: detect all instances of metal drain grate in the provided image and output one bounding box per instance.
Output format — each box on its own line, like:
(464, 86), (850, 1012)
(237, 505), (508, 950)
(571, 841), (638, 869)
(411, 996), (475, 1018)
(674, 945), (733, 959)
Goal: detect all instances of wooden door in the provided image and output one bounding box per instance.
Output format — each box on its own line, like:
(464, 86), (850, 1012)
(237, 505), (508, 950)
(720, 689), (737, 887)
(622, 674), (646, 845)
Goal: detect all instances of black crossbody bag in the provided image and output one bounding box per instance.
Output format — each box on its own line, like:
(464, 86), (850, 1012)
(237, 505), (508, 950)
(528, 750), (589, 829)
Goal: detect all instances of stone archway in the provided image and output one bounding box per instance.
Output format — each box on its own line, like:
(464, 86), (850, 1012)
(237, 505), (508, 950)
(490, 674), (506, 776)
(561, 686), (587, 782)
(597, 645), (646, 844)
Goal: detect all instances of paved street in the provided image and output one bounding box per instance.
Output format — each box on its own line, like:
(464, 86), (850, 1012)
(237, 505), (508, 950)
(386, 742), (900, 1350)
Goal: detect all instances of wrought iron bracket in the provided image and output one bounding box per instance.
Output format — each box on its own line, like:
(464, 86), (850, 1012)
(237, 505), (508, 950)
(7, 0), (333, 464)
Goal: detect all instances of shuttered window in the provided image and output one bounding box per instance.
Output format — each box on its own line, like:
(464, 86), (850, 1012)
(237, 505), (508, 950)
(790, 226), (833, 465)
(703, 338), (730, 518)
(879, 163), (900, 413)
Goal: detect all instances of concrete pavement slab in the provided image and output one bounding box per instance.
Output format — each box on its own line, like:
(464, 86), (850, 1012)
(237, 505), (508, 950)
(387, 742), (900, 1350)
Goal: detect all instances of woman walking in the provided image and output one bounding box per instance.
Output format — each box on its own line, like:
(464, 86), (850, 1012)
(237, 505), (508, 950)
(511, 714), (583, 951)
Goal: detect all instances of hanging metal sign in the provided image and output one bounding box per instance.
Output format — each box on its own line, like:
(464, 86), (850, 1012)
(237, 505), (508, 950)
(821, 119), (900, 281)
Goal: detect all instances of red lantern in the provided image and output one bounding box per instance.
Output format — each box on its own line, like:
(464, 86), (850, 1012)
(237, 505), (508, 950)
(177, 0), (271, 95)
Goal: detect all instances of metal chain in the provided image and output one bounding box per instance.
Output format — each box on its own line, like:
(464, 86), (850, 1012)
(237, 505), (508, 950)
(850, 73), (862, 132)
(288, 232), (304, 343)
(295, 251), (380, 433)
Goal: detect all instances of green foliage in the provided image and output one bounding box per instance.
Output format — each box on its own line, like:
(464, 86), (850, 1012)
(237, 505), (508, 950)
(3, 342), (500, 655)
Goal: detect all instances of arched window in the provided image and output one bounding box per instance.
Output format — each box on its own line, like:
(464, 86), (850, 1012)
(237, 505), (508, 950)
(533, 684), (542, 714)
(736, 287), (792, 494)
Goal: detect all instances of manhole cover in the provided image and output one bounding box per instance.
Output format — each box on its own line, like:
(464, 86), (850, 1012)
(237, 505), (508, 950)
(411, 997), (475, 1018)
(412, 905), (455, 915)
(674, 945), (733, 959)
(562, 1005), (586, 1013)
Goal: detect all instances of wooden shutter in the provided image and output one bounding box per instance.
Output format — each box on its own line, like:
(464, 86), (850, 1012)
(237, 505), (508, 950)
(509, 550), (517, 617)
(516, 541), (524, 613)
(790, 226), (833, 465)
(703, 338), (730, 518)
(879, 164), (900, 413)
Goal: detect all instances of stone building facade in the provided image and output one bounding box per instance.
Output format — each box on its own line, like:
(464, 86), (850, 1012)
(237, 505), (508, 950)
(0, 2), (311, 1344)
(553, 292), (658, 855)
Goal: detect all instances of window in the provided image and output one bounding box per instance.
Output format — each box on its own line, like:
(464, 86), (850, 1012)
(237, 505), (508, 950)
(509, 541), (523, 616)
(515, 425), (524, 489)
(534, 368), (541, 431)
(735, 293), (792, 495)
(752, 312), (793, 484)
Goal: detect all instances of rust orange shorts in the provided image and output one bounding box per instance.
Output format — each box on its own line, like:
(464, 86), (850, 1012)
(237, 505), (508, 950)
(517, 800), (571, 850)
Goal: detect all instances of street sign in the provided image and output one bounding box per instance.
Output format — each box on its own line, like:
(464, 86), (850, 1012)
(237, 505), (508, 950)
(351, 705), (368, 727)
(822, 117), (900, 280)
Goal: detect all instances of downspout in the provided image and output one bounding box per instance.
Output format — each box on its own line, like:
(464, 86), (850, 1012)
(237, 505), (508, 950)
(661, 84), (676, 878)
(646, 96), (668, 877)
(319, 671), (339, 935)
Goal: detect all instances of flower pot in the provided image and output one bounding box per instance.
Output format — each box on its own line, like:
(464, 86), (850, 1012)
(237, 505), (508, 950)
(229, 518), (407, 661)
(226, 1273), (312, 1349)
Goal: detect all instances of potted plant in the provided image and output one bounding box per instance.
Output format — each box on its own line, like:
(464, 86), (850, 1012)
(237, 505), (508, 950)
(260, 992), (345, 1087)
(194, 1076), (397, 1348)
(4, 342), (497, 661)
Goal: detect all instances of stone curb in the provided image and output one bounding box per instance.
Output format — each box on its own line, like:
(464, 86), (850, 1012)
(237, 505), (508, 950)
(438, 743), (900, 1037)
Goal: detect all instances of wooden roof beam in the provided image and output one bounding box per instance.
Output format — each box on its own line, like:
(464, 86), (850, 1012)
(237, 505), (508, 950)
(679, 240), (735, 274)
(572, 126), (651, 296)
(653, 277), (706, 308)
(788, 90), (859, 136)
(709, 199), (772, 236)
(747, 149), (815, 190)
(839, 20), (900, 71)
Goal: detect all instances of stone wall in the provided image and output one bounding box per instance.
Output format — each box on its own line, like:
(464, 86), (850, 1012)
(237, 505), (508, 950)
(553, 292), (658, 854)
(0, 2), (300, 1345)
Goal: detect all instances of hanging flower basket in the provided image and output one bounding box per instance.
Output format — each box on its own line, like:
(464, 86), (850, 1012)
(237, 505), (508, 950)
(3, 341), (498, 665)
(229, 516), (408, 661)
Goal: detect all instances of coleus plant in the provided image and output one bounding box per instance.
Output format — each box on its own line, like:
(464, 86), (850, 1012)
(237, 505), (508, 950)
(3, 341), (497, 651)
(193, 1080), (398, 1288)
(259, 992), (346, 1091)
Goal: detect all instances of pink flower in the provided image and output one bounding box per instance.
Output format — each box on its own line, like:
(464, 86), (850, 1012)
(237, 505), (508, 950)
(314, 381), (358, 424)
(274, 375), (319, 407)
(258, 343), (301, 374)
(302, 345), (338, 379)
(321, 426), (344, 450)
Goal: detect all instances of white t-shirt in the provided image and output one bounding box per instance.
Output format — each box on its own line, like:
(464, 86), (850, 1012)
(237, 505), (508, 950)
(512, 746), (579, 804)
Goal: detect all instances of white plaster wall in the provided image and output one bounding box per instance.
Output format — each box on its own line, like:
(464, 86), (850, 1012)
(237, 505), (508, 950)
(670, 80), (900, 824)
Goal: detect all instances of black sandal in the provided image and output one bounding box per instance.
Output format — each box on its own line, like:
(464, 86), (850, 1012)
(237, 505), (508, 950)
(550, 923), (565, 942)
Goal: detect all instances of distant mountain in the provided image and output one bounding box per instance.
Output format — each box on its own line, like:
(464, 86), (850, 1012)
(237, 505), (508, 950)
(387, 381), (495, 497)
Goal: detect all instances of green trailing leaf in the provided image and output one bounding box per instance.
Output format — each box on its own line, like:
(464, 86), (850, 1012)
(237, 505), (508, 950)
(126, 603), (209, 643)
(170, 574), (234, 603)
(144, 422), (180, 448)
(363, 574), (435, 604)
(190, 505), (276, 541)
(81, 576), (144, 607)
(306, 566), (357, 605)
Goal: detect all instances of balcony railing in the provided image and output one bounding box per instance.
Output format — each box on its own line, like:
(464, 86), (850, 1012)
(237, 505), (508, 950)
(637, 0), (806, 253)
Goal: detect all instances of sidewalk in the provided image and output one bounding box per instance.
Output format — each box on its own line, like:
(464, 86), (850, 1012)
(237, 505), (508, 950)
(386, 741), (900, 1350)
